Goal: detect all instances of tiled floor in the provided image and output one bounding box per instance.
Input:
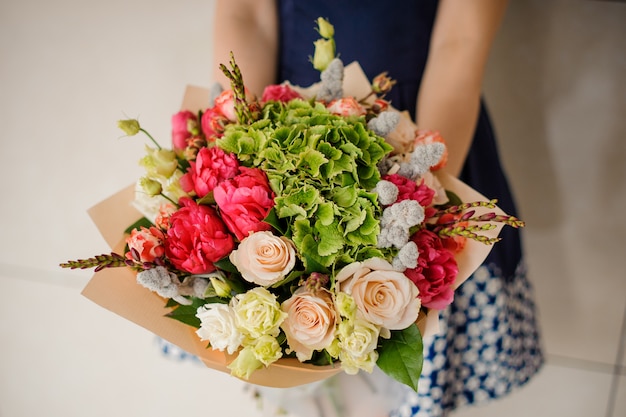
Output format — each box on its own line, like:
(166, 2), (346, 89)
(1, 1), (624, 417)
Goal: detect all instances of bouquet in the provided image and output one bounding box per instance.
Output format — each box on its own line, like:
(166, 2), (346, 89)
(61, 18), (523, 392)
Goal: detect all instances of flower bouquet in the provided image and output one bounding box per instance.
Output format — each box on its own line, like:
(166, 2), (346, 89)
(62, 18), (523, 392)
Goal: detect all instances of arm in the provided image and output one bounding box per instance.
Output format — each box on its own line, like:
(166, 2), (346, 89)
(417, 0), (508, 177)
(212, 0), (279, 97)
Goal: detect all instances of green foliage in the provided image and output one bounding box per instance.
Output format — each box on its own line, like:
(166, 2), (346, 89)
(376, 324), (424, 392)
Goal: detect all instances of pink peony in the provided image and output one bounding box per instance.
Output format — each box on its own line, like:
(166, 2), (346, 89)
(404, 229), (458, 310)
(164, 198), (234, 274)
(171, 110), (197, 151)
(213, 167), (275, 241)
(326, 97), (366, 117)
(179, 147), (240, 198)
(126, 226), (165, 263)
(201, 107), (229, 141)
(261, 84), (302, 103)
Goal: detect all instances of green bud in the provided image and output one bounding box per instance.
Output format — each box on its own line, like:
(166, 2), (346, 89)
(316, 17), (334, 39)
(209, 275), (232, 298)
(118, 119), (141, 136)
(312, 38), (335, 72)
(139, 177), (162, 196)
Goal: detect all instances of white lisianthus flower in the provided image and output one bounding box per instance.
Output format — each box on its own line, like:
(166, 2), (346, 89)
(230, 231), (297, 287)
(281, 287), (338, 361)
(231, 287), (287, 339)
(195, 303), (243, 355)
(132, 170), (188, 224)
(227, 345), (263, 380)
(337, 318), (380, 374)
(336, 258), (420, 332)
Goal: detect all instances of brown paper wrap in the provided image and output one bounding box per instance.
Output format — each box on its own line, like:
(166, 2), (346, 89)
(81, 68), (503, 387)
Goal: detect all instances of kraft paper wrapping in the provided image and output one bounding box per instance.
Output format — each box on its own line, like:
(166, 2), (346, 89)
(81, 68), (503, 387)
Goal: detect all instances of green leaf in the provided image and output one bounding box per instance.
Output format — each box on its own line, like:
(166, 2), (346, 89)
(316, 219), (344, 257)
(124, 217), (153, 234)
(165, 298), (209, 328)
(376, 324), (423, 392)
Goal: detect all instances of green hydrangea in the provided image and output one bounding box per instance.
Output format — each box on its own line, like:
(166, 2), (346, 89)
(218, 99), (393, 272)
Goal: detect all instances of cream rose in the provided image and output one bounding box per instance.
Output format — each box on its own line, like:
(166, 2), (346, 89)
(337, 318), (380, 374)
(336, 258), (420, 331)
(231, 287), (287, 339)
(230, 231), (297, 287)
(195, 303), (243, 355)
(281, 287), (338, 361)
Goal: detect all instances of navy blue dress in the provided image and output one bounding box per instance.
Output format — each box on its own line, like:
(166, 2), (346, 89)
(277, 1), (543, 416)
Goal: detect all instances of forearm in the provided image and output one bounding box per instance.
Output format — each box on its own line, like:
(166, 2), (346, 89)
(212, 0), (278, 97)
(417, 0), (507, 177)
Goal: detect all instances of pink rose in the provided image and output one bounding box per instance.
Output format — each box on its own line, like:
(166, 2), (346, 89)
(171, 110), (198, 151)
(201, 107), (229, 141)
(261, 84), (302, 103)
(213, 90), (238, 122)
(414, 130), (448, 171)
(164, 198), (234, 274)
(336, 258), (420, 331)
(281, 288), (338, 361)
(125, 226), (165, 263)
(179, 147), (240, 198)
(326, 97), (366, 117)
(405, 229), (458, 310)
(214, 167), (275, 241)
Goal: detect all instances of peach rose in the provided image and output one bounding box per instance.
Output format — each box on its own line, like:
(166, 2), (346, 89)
(229, 231), (296, 287)
(281, 288), (338, 361)
(336, 258), (420, 331)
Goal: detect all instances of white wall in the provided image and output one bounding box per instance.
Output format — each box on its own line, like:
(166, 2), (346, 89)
(0, 1), (624, 416)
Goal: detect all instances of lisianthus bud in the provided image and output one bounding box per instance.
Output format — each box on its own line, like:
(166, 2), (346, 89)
(313, 38), (335, 71)
(118, 119), (141, 136)
(209, 275), (232, 298)
(316, 17), (334, 39)
(139, 177), (162, 196)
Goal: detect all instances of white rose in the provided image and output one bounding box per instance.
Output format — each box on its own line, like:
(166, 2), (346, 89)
(281, 287), (338, 361)
(230, 231), (297, 287)
(336, 258), (420, 331)
(196, 303), (243, 355)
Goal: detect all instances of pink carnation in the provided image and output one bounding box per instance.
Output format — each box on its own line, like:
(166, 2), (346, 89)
(201, 107), (229, 141)
(171, 110), (198, 151)
(164, 198), (234, 274)
(326, 97), (366, 117)
(213, 90), (238, 122)
(125, 226), (165, 263)
(404, 229), (458, 310)
(214, 167), (275, 241)
(261, 84), (302, 103)
(180, 147), (240, 198)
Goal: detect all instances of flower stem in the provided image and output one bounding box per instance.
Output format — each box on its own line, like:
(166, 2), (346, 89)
(140, 128), (162, 150)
